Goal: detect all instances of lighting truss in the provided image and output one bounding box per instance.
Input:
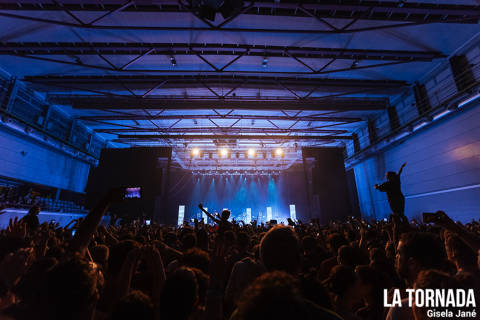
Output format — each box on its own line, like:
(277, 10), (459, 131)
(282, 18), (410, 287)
(0, 42), (445, 62)
(0, 43), (437, 75)
(192, 170), (282, 176)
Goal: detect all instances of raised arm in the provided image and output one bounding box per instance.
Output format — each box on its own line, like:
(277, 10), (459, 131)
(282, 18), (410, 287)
(63, 219), (77, 229)
(198, 203), (220, 224)
(397, 162), (407, 175)
(434, 211), (480, 252)
(374, 182), (388, 192)
(70, 188), (123, 256)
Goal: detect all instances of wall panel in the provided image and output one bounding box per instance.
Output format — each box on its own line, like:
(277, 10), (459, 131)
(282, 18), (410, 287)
(352, 103), (480, 222)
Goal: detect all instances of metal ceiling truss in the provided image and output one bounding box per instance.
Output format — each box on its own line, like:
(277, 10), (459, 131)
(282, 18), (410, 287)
(0, 43), (435, 76)
(0, 42), (446, 62)
(47, 95), (389, 111)
(93, 127), (350, 134)
(26, 75), (407, 98)
(0, 1), (478, 34)
(115, 134), (354, 140)
(7, 53), (415, 76)
(78, 113), (363, 123)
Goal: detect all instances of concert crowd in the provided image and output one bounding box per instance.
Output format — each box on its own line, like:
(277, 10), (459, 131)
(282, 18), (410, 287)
(0, 188), (478, 320)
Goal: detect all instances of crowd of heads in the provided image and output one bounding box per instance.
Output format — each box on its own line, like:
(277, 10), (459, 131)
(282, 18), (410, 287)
(0, 197), (478, 320)
(0, 186), (37, 209)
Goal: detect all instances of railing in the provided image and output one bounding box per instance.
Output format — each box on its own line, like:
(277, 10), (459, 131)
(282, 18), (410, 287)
(0, 69), (106, 159)
(347, 54), (480, 164)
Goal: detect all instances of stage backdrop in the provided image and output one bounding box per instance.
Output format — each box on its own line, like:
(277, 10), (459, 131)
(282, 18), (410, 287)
(163, 146), (353, 226)
(162, 163), (309, 225)
(85, 147), (171, 221)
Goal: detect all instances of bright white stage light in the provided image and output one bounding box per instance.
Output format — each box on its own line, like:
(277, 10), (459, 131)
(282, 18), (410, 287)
(247, 148), (256, 158)
(289, 204), (297, 221)
(219, 148), (229, 157)
(275, 148), (284, 157)
(177, 205), (185, 226)
(191, 148), (200, 157)
(202, 207), (208, 224)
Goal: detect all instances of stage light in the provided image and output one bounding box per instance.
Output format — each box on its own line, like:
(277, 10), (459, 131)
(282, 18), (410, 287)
(170, 56), (177, 66)
(262, 57), (268, 68)
(247, 148), (256, 158)
(219, 148), (229, 158)
(275, 148), (284, 157)
(191, 148), (200, 157)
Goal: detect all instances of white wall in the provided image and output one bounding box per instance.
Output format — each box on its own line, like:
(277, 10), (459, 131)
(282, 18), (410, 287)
(352, 103), (480, 222)
(0, 125), (90, 193)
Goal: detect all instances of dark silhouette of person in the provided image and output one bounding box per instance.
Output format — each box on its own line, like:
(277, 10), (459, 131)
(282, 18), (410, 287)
(21, 205), (40, 232)
(198, 203), (232, 234)
(374, 163), (406, 217)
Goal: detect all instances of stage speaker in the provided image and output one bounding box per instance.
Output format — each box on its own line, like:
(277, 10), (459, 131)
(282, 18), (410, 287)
(302, 147), (351, 223)
(367, 119), (378, 145)
(449, 55), (476, 92)
(413, 82), (431, 116)
(387, 106), (400, 131)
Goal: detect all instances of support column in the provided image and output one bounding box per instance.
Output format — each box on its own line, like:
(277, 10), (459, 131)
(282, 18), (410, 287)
(55, 188), (61, 201)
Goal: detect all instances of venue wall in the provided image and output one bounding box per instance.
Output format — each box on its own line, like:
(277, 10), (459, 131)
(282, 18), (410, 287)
(352, 103), (480, 222)
(0, 124), (90, 193)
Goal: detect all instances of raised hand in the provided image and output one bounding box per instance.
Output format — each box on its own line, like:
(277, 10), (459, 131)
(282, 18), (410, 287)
(117, 247), (142, 296)
(433, 210), (457, 230)
(7, 217), (26, 239)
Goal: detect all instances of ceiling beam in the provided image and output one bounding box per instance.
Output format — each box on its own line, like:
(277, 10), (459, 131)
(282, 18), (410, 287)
(8, 52), (413, 75)
(0, 42), (446, 62)
(116, 134), (354, 140)
(0, 1), (477, 35)
(50, 96), (388, 111)
(78, 114), (364, 123)
(94, 127), (350, 134)
(26, 75), (408, 94)
(1, 1), (478, 23)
